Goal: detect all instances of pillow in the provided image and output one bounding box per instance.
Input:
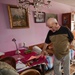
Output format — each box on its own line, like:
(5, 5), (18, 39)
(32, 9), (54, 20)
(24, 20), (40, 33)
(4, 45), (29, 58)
(0, 61), (15, 71)
(0, 61), (19, 75)
(0, 68), (19, 75)
(32, 46), (42, 55)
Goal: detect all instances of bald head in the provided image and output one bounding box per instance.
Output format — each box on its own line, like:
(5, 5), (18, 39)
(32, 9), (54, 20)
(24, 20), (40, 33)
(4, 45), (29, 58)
(46, 18), (60, 32)
(46, 18), (58, 26)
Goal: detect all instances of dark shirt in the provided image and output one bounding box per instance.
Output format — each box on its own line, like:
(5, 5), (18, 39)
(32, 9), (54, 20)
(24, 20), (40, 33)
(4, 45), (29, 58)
(45, 26), (74, 60)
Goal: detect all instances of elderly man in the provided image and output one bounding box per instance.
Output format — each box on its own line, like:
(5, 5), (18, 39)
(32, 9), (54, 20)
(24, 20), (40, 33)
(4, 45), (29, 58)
(41, 18), (74, 75)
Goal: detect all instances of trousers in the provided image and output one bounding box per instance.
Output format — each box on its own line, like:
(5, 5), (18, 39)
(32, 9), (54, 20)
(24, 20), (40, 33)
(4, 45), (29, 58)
(54, 53), (70, 75)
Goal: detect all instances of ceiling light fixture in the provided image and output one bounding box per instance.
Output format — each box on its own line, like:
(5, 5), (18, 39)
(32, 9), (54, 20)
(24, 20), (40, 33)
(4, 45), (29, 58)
(18, 0), (51, 15)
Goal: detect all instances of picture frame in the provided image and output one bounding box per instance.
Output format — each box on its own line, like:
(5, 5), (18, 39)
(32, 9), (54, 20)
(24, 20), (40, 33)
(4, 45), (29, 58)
(46, 13), (58, 21)
(33, 11), (45, 23)
(62, 13), (71, 25)
(8, 5), (29, 29)
(62, 13), (71, 29)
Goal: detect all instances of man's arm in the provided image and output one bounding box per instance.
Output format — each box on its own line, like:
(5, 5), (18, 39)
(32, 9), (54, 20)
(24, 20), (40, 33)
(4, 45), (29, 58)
(41, 43), (49, 55)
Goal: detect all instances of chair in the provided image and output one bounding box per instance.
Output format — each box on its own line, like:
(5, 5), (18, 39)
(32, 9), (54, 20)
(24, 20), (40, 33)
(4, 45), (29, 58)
(0, 57), (19, 75)
(0, 56), (16, 69)
(20, 69), (41, 75)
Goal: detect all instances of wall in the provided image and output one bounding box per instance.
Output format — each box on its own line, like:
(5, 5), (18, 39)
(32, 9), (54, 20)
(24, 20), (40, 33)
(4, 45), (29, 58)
(0, 1), (75, 52)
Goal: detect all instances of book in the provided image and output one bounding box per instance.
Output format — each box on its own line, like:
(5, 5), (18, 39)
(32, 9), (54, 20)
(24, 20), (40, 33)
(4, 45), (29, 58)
(16, 61), (29, 72)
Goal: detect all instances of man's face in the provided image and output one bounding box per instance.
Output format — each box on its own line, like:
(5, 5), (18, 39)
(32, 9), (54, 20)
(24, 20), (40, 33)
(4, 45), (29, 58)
(47, 22), (58, 32)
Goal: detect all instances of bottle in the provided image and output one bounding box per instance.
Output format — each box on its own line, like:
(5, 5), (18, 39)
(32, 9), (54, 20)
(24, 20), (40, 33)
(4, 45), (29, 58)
(23, 43), (28, 50)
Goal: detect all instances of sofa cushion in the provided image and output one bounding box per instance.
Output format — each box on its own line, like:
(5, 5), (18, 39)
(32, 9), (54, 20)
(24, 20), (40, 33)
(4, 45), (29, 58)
(0, 68), (19, 75)
(0, 57), (16, 69)
(29, 43), (44, 50)
(0, 61), (19, 75)
(32, 46), (42, 55)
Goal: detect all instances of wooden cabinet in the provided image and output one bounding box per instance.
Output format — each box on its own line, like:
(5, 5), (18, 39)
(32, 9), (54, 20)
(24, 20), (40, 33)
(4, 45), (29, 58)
(62, 13), (75, 31)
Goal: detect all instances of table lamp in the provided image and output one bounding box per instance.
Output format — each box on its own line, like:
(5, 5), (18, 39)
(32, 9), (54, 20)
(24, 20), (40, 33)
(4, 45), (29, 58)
(12, 38), (21, 62)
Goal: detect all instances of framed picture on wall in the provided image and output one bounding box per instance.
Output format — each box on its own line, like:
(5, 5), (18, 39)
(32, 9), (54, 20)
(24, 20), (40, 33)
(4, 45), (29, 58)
(62, 13), (71, 25)
(46, 13), (58, 21)
(62, 13), (71, 29)
(8, 5), (29, 29)
(33, 11), (45, 23)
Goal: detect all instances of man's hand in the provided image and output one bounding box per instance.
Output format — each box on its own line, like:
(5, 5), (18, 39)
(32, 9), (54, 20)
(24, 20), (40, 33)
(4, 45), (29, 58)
(40, 51), (49, 57)
(46, 43), (54, 56)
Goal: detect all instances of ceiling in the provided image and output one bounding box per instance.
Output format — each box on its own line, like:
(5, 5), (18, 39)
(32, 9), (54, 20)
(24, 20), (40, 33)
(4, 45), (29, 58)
(53, 0), (75, 7)
(0, 0), (75, 8)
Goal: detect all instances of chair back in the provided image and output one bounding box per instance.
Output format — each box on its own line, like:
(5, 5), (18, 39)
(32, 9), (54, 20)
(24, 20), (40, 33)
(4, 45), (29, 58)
(0, 56), (16, 69)
(20, 69), (41, 75)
